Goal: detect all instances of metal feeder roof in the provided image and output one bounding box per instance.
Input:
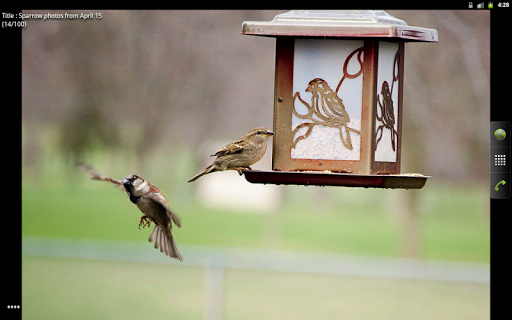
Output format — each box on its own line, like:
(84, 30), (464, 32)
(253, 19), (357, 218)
(242, 10), (438, 42)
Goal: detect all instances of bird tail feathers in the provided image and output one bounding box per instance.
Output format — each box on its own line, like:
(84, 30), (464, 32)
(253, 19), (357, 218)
(187, 165), (215, 182)
(149, 226), (183, 261)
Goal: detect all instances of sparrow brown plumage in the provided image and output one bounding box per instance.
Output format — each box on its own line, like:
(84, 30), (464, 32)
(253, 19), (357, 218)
(77, 163), (183, 261)
(188, 127), (274, 182)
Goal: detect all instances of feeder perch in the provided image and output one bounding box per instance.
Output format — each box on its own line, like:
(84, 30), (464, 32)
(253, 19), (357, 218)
(241, 10), (437, 189)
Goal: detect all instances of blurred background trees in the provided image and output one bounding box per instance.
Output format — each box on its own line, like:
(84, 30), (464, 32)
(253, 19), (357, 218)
(22, 11), (279, 173)
(21, 10), (490, 183)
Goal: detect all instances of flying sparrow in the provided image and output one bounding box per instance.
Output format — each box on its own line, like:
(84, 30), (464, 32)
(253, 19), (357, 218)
(77, 163), (183, 261)
(188, 127), (274, 182)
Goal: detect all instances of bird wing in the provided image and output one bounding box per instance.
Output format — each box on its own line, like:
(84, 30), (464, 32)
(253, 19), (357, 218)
(143, 192), (182, 228)
(211, 137), (247, 157)
(76, 163), (124, 189)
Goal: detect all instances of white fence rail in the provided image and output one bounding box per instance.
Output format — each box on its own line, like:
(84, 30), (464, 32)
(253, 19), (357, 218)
(22, 236), (490, 284)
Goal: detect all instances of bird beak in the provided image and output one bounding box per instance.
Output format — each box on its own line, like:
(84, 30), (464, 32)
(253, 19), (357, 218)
(123, 178), (136, 195)
(265, 131), (274, 137)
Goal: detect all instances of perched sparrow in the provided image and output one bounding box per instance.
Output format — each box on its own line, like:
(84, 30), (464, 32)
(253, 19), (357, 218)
(188, 127), (274, 182)
(77, 163), (183, 261)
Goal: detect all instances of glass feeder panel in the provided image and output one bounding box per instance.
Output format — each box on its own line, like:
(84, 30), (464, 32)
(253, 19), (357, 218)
(291, 39), (364, 161)
(374, 41), (400, 162)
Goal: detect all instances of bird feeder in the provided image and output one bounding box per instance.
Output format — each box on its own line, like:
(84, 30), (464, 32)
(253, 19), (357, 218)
(241, 10), (437, 189)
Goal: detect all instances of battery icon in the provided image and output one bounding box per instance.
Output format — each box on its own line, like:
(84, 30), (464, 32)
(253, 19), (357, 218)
(488, 2), (493, 8)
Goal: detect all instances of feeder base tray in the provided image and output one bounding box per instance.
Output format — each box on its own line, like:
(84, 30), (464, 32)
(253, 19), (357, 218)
(243, 170), (429, 189)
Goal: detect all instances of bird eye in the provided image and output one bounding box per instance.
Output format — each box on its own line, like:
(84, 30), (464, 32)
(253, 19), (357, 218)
(257, 131), (262, 135)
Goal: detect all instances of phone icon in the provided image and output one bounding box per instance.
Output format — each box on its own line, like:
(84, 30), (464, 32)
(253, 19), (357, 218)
(495, 180), (506, 192)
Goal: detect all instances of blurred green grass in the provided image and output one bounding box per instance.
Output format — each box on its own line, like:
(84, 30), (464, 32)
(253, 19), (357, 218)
(22, 256), (205, 319)
(22, 160), (490, 263)
(22, 256), (490, 320)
